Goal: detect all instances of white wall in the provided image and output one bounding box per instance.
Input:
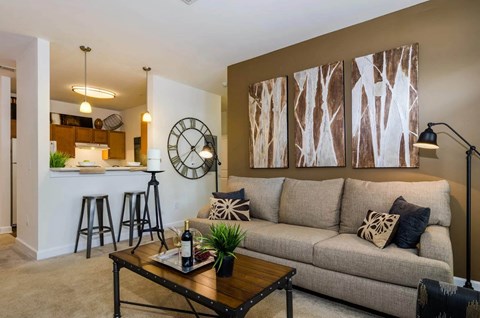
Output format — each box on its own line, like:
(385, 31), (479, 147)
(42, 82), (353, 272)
(16, 38), (50, 252)
(0, 76), (12, 233)
(121, 104), (146, 162)
(148, 75), (221, 227)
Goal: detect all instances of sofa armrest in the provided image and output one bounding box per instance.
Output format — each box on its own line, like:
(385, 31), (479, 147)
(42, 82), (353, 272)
(419, 225), (454, 272)
(196, 203), (210, 218)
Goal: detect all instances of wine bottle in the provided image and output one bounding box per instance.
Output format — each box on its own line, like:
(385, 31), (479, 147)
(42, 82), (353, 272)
(181, 220), (193, 267)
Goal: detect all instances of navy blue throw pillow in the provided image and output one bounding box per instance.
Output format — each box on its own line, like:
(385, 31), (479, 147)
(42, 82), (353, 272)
(212, 188), (245, 200)
(389, 196), (430, 249)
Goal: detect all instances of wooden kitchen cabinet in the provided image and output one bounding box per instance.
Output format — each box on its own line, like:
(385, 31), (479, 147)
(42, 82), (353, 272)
(75, 127), (93, 143)
(93, 129), (108, 144)
(51, 124), (75, 157)
(107, 131), (126, 159)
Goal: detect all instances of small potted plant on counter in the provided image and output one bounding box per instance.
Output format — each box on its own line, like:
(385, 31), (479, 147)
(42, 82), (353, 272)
(200, 223), (246, 277)
(49, 151), (70, 168)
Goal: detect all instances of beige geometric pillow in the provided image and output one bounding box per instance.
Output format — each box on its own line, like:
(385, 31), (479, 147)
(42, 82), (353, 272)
(208, 198), (251, 221)
(357, 210), (400, 248)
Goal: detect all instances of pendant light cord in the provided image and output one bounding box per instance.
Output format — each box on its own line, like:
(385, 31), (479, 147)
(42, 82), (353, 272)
(143, 66), (151, 111)
(80, 46), (91, 102)
(84, 49), (87, 103)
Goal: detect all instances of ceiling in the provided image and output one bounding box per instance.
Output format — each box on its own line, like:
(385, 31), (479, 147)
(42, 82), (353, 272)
(0, 0), (427, 111)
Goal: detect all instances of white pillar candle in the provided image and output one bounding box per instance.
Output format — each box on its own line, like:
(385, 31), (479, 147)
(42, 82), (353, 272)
(147, 148), (161, 171)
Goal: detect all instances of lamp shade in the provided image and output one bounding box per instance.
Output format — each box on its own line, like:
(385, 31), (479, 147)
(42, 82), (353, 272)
(199, 144), (214, 159)
(79, 101), (92, 113)
(413, 127), (439, 149)
(142, 111), (152, 122)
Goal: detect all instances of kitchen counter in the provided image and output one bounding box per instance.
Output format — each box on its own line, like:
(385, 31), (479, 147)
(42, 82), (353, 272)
(43, 166), (153, 259)
(49, 166), (148, 178)
(50, 166), (147, 172)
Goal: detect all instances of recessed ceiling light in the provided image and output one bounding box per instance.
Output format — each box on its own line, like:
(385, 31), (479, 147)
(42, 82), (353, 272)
(181, 0), (199, 5)
(72, 86), (116, 99)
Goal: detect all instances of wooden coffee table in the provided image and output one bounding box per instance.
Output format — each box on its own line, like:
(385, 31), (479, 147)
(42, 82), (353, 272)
(109, 240), (296, 317)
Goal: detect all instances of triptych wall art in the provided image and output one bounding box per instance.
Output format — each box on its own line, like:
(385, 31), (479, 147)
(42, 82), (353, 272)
(247, 43), (419, 169)
(293, 61), (345, 167)
(248, 77), (288, 168)
(352, 43), (419, 168)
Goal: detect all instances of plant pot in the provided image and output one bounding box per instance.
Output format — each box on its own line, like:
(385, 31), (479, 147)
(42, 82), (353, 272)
(214, 255), (235, 278)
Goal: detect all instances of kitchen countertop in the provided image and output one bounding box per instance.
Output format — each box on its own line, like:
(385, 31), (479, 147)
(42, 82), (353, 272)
(50, 166), (147, 172)
(49, 166), (149, 178)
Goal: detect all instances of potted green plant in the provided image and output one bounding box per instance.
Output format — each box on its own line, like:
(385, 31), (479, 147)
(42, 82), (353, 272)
(49, 151), (70, 168)
(200, 223), (246, 277)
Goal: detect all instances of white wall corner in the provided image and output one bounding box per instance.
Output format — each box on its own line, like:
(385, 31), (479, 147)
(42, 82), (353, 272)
(0, 76), (11, 230)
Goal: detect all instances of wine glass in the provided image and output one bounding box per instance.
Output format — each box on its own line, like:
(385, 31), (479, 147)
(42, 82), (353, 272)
(172, 234), (181, 264)
(169, 227), (182, 264)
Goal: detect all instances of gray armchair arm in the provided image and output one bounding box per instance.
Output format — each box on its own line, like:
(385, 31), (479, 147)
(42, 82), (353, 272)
(419, 225), (454, 274)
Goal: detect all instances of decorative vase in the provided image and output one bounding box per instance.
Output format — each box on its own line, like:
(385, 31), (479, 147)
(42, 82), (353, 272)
(94, 118), (103, 130)
(215, 255), (235, 277)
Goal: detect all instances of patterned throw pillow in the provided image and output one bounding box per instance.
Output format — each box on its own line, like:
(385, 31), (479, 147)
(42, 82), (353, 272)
(208, 198), (251, 221)
(357, 210), (400, 248)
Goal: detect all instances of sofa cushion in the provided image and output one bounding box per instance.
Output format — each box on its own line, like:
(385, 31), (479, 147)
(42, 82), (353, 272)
(244, 223), (338, 264)
(208, 198), (250, 221)
(228, 176), (285, 223)
(357, 210), (400, 248)
(340, 178), (451, 234)
(279, 178), (344, 231)
(389, 196), (430, 249)
(313, 234), (453, 288)
(188, 217), (274, 247)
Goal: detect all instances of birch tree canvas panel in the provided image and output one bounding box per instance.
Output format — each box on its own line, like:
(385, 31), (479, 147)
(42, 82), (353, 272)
(294, 61), (345, 167)
(248, 77), (288, 168)
(352, 43), (419, 168)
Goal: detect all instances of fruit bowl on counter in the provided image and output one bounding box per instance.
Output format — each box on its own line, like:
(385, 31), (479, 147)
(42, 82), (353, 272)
(127, 162), (141, 167)
(77, 161), (98, 167)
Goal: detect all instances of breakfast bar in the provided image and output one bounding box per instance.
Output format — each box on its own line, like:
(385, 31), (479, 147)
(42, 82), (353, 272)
(38, 167), (153, 259)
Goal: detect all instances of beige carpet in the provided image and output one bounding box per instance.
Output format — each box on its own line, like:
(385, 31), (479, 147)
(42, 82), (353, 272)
(0, 233), (380, 317)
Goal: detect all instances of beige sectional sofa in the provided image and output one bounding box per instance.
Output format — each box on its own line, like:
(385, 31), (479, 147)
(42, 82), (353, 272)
(189, 176), (454, 318)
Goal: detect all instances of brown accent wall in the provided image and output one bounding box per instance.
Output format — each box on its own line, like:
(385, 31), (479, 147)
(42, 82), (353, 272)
(227, 0), (480, 280)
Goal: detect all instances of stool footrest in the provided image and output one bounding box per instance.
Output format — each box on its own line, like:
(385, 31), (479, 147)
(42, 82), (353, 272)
(121, 219), (150, 227)
(79, 226), (113, 236)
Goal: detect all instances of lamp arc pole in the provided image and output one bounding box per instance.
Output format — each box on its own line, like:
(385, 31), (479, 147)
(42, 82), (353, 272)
(415, 122), (479, 289)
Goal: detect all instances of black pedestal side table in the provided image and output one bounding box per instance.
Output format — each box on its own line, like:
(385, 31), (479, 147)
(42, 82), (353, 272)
(131, 171), (168, 254)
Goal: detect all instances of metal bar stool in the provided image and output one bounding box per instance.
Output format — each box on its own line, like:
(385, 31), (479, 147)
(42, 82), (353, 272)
(74, 194), (117, 258)
(117, 191), (153, 246)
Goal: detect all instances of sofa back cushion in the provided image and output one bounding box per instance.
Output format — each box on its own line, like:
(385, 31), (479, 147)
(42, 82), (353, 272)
(279, 178), (344, 231)
(339, 178), (451, 234)
(228, 176), (285, 223)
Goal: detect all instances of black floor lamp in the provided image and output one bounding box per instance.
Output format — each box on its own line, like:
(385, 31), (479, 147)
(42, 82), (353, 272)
(414, 122), (479, 289)
(199, 142), (222, 192)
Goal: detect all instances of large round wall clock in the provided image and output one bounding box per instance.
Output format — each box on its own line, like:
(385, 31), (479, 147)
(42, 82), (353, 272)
(167, 117), (215, 180)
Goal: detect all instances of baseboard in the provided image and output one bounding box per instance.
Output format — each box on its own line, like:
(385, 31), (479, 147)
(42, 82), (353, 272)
(454, 276), (480, 290)
(14, 238), (37, 260)
(18, 222), (184, 260)
(0, 226), (12, 234)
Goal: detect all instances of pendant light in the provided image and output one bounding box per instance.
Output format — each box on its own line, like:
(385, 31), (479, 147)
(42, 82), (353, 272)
(79, 45), (92, 113)
(142, 66), (152, 122)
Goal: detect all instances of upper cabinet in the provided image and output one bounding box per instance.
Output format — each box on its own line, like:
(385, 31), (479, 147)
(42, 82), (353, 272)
(75, 127), (93, 143)
(74, 127), (108, 144)
(51, 124), (75, 157)
(107, 131), (126, 159)
(51, 124), (125, 159)
(93, 129), (108, 144)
